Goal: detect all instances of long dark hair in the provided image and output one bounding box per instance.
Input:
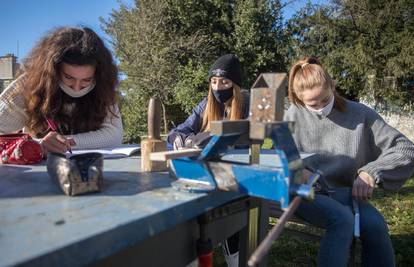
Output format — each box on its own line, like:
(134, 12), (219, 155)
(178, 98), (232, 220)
(21, 27), (118, 137)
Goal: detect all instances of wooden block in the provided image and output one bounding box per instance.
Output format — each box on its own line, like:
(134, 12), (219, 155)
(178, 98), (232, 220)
(141, 139), (167, 172)
(210, 120), (250, 135)
(249, 73), (287, 122)
(249, 122), (274, 140)
(249, 121), (295, 140)
(249, 143), (260, 164)
(150, 148), (202, 161)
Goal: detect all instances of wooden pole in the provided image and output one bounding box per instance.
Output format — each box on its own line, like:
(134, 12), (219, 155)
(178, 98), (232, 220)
(141, 98), (167, 172)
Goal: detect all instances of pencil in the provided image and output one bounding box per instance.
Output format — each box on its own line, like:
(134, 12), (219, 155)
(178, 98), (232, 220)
(45, 117), (73, 154)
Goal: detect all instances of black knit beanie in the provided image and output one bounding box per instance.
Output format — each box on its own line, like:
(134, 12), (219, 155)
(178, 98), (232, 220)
(208, 54), (242, 87)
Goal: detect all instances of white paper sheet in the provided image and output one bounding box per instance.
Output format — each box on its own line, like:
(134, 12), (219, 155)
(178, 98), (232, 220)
(69, 144), (140, 159)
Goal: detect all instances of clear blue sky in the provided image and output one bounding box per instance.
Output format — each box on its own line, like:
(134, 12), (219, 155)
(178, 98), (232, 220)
(0, 0), (326, 63)
(0, 0), (134, 62)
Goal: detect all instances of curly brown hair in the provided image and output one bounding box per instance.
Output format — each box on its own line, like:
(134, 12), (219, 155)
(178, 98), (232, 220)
(21, 27), (118, 137)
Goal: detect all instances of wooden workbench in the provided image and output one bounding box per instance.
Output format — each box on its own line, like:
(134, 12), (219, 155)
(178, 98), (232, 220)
(0, 153), (273, 267)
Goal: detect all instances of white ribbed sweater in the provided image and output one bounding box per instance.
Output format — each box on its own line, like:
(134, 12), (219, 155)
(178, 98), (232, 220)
(284, 100), (414, 191)
(0, 76), (123, 149)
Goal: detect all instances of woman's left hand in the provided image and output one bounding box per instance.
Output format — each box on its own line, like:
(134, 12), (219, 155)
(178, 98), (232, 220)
(352, 171), (375, 201)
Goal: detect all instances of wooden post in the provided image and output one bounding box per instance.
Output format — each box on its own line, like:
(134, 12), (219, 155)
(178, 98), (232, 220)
(249, 73), (287, 123)
(141, 98), (167, 172)
(248, 73), (287, 164)
(249, 144), (260, 164)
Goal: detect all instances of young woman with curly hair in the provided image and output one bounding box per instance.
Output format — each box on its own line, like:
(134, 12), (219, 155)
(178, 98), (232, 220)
(0, 27), (122, 155)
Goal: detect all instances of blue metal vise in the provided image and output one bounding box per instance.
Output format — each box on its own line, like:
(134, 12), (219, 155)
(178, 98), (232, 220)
(169, 120), (315, 209)
(165, 73), (320, 266)
(168, 73), (317, 209)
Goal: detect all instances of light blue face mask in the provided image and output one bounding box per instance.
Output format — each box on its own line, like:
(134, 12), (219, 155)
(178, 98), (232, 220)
(59, 81), (96, 98)
(306, 95), (335, 117)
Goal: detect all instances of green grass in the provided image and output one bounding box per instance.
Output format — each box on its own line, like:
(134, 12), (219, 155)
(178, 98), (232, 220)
(372, 178), (414, 266)
(213, 178), (414, 266)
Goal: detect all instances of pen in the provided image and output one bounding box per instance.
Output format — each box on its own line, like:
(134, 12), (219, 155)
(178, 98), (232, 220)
(352, 199), (360, 238)
(45, 117), (73, 154)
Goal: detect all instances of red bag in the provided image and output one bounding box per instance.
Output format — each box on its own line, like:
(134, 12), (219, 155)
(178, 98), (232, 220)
(0, 133), (43, 164)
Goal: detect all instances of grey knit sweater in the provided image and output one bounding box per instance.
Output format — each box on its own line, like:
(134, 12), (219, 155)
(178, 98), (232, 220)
(284, 99), (414, 191)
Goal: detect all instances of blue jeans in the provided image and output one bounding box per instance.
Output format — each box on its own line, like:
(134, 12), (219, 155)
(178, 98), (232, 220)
(295, 187), (395, 267)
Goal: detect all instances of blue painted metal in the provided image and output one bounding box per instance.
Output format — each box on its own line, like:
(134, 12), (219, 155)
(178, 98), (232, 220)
(170, 121), (306, 209)
(197, 133), (243, 161)
(232, 164), (289, 208)
(170, 157), (216, 186)
(269, 123), (301, 165)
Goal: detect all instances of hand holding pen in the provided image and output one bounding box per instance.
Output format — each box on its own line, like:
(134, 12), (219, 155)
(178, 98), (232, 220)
(42, 117), (75, 154)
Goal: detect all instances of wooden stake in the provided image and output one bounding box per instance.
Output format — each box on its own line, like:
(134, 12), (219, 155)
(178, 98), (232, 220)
(141, 98), (167, 172)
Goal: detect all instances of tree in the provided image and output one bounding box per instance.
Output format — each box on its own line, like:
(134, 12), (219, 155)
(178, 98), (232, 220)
(287, 0), (414, 106)
(233, 0), (287, 85)
(102, 0), (288, 143)
(102, 0), (210, 141)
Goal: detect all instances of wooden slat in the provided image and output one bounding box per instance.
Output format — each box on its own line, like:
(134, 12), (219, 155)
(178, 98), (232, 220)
(249, 121), (295, 140)
(150, 148), (202, 161)
(210, 120), (250, 135)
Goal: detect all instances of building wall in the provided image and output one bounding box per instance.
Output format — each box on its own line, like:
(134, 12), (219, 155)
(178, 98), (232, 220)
(0, 54), (17, 79)
(362, 99), (414, 142)
(0, 54), (18, 93)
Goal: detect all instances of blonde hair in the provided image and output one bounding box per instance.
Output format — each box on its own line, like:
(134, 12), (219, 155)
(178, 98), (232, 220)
(201, 84), (244, 131)
(288, 57), (346, 111)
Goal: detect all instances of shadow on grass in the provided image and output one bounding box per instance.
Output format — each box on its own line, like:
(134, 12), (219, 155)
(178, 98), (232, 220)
(393, 185), (414, 196)
(392, 233), (414, 266)
(266, 234), (319, 267)
(374, 186), (414, 198)
(213, 233), (319, 267)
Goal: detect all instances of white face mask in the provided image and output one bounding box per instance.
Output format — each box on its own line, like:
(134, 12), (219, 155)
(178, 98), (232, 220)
(59, 81), (96, 98)
(306, 95), (335, 117)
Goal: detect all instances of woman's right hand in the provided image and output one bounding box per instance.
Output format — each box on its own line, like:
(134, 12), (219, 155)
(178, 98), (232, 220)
(173, 135), (186, 150)
(40, 131), (75, 155)
(352, 171), (375, 201)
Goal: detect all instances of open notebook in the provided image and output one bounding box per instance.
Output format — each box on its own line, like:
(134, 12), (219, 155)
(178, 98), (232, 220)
(69, 144), (140, 159)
